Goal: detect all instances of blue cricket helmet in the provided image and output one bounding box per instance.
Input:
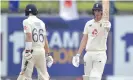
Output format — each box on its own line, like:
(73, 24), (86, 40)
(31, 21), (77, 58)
(92, 3), (102, 11)
(92, 3), (102, 15)
(25, 4), (38, 16)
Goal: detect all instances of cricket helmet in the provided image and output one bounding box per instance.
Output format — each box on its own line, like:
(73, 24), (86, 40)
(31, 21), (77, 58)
(25, 4), (38, 16)
(92, 3), (102, 15)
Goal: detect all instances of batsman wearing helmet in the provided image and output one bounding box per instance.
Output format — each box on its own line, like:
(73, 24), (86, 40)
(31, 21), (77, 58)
(72, 3), (111, 80)
(17, 4), (53, 80)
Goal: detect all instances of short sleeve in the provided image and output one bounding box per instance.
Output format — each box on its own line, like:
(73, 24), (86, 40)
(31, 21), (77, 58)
(23, 20), (32, 33)
(83, 22), (89, 34)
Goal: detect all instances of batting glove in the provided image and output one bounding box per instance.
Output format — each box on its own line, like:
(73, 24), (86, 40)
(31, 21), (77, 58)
(46, 54), (54, 68)
(72, 53), (80, 67)
(24, 51), (32, 60)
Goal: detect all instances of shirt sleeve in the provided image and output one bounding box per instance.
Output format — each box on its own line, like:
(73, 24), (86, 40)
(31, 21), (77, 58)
(43, 23), (47, 36)
(83, 22), (89, 34)
(23, 20), (32, 33)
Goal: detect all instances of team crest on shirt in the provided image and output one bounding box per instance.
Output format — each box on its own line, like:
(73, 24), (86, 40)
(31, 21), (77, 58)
(92, 29), (98, 36)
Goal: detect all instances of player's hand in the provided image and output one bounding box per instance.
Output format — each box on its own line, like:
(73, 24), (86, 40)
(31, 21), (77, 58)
(72, 54), (80, 67)
(46, 54), (53, 68)
(103, 21), (110, 32)
(24, 52), (32, 60)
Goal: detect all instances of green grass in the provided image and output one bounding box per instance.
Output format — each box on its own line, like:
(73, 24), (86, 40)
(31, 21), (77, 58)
(115, 2), (133, 11)
(77, 1), (95, 11)
(1, 1), (133, 12)
(19, 1), (59, 10)
(1, 1), (8, 9)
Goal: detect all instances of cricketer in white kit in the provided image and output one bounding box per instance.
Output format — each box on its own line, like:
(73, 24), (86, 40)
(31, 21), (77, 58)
(17, 4), (53, 80)
(72, 3), (111, 80)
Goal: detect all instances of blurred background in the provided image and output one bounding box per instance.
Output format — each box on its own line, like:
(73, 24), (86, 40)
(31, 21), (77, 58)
(0, 0), (133, 80)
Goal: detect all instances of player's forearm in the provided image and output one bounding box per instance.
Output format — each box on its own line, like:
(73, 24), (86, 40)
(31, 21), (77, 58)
(25, 33), (32, 42)
(44, 37), (50, 54)
(25, 33), (32, 52)
(77, 34), (88, 54)
(44, 45), (50, 54)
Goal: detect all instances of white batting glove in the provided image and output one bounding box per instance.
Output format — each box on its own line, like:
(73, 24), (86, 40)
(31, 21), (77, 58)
(102, 21), (111, 31)
(24, 52), (32, 60)
(46, 54), (54, 68)
(72, 54), (80, 67)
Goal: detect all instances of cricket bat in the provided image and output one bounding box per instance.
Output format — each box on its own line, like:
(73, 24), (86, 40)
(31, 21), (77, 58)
(102, 0), (109, 21)
(102, 0), (110, 31)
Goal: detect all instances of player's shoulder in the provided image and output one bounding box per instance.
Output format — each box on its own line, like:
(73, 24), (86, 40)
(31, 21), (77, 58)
(23, 18), (28, 22)
(23, 18), (32, 24)
(23, 18), (29, 25)
(85, 19), (94, 27)
(86, 19), (94, 24)
(37, 18), (45, 25)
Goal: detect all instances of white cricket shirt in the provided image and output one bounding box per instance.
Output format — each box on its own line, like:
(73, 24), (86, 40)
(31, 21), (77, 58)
(23, 16), (47, 48)
(83, 19), (111, 51)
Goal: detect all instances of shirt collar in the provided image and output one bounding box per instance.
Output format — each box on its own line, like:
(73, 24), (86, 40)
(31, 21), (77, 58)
(28, 15), (37, 19)
(93, 18), (103, 23)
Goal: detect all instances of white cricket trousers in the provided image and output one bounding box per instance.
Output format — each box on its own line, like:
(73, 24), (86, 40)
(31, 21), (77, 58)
(17, 48), (49, 80)
(83, 51), (107, 80)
